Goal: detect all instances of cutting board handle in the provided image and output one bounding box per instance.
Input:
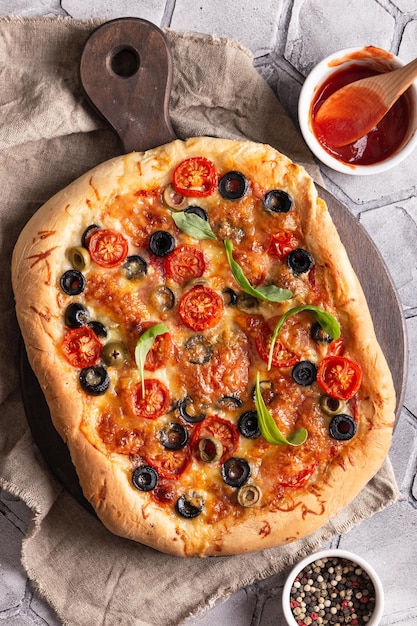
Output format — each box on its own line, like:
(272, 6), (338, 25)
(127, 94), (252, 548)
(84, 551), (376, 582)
(80, 18), (177, 153)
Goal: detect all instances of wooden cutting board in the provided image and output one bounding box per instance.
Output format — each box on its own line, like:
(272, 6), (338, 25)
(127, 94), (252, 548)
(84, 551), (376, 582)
(19, 18), (407, 513)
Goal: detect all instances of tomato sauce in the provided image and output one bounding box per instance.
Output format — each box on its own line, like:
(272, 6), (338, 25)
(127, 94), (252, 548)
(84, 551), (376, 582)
(311, 64), (411, 165)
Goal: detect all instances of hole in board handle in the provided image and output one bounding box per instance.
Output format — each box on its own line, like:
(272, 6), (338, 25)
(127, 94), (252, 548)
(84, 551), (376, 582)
(108, 46), (140, 78)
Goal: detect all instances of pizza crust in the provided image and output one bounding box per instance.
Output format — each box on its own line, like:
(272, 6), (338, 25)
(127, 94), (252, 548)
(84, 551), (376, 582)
(12, 137), (395, 557)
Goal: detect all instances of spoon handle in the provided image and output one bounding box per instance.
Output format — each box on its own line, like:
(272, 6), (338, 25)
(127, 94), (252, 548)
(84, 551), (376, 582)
(380, 57), (417, 107)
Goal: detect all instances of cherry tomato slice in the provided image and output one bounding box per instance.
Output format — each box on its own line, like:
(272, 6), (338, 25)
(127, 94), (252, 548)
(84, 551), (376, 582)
(317, 355), (362, 400)
(191, 415), (239, 463)
(172, 157), (218, 197)
(132, 379), (171, 419)
(145, 444), (191, 480)
(61, 326), (102, 368)
(140, 322), (172, 371)
(328, 337), (345, 356)
(97, 410), (145, 455)
(165, 244), (206, 285)
(88, 228), (128, 268)
(179, 285), (224, 331)
(268, 231), (299, 261)
(255, 319), (299, 368)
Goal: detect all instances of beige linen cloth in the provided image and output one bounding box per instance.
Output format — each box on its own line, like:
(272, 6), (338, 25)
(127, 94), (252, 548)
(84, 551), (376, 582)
(0, 16), (400, 626)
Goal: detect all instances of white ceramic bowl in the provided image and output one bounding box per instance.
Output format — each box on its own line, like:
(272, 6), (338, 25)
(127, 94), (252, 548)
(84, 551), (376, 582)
(298, 46), (417, 175)
(282, 548), (384, 626)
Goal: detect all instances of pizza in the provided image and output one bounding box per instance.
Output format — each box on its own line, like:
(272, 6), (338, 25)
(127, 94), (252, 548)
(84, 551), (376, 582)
(11, 137), (395, 557)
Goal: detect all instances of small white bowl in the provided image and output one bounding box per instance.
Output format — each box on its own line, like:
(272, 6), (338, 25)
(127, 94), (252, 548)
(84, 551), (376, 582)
(282, 548), (384, 626)
(298, 46), (417, 175)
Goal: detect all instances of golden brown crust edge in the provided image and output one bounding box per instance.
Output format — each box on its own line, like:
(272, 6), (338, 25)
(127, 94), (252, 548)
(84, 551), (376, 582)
(11, 137), (395, 557)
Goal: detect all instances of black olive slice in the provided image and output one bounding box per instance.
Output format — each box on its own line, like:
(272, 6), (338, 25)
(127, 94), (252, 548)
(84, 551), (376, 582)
(175, 493), (204, 518)
(311, 321), (333, 344)
(79, 365), (110, 395)
(81, 224), (100, 248)
(222, 287), (238, 306)
(88, 321), (108, 338)
(150, 285), (175, 312)
(217, 395), (243, 410)
(101, 341), (127, 367)
(251, 379), (274, 405)
(64, 303), (90, 328)
(263, 189), (293, 213)
(320, 395), (346, 416)
(184, 334), (213, 365)
(159, 422), (189, 450)
(221, 457), (251, 487)
(123, 255), (148, 280)
(287, 248), (314, 274)
(132, 465), (159, 492)
(329, 414), (357, 441)
(238, 411), (261, 439)
(218, 171), (249, 200)
(60, 270), (86, 296)
(184, 205), (208, 221)
(149, 230), (175, 257)
(292, 360), (318, 386)
(177, 396), (206, 424)
(236, 292), (259, 312)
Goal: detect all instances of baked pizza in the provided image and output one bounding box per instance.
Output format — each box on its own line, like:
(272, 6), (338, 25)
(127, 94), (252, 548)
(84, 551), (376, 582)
(11, 137), (395, 556)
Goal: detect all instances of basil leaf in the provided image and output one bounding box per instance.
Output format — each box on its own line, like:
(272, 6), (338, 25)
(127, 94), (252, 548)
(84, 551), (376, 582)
(267, 304), (340, 370)
(172, 211), (217, 240)
(135, 323), (169, 396)
(255, 372), (308, 446)
(224, 239), (292, 302)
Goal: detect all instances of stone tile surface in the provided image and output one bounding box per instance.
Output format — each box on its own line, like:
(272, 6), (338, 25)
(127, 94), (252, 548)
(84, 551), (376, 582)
(1, 0), (417, 625)
(0, 0), (65, 16)
(285, 0), (396, 77)
(61, 0), (167, 24)
(170, 0), (283, 57)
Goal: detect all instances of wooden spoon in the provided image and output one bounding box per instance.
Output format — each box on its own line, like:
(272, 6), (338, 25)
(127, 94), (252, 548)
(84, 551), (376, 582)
(314, 57), (417, 147)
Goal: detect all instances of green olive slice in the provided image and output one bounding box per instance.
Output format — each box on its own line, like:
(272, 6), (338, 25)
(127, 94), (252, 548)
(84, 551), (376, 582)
(198, 437), (223, 463)
(67, 246), (91, 272)
(163, 184), (187, 210)
(101, 341), (127, 367)
(319, 394), (346, 416)
(237, 484), (261, 507)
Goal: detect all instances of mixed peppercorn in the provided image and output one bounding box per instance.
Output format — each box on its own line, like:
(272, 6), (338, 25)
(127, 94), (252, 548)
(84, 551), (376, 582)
(289, 556), (376, 625)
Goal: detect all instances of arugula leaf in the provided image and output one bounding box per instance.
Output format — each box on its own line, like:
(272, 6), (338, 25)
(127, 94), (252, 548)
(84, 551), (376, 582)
(224, 239), (292, 302)
(255, 372), (308, 446)
(172, 211), (217, 240)
(267, 304), (341, 370)
(135, 323), (169, 396)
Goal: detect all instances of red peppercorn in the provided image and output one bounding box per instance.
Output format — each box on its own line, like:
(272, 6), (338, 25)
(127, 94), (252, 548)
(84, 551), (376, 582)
(310, 611), (319, 620)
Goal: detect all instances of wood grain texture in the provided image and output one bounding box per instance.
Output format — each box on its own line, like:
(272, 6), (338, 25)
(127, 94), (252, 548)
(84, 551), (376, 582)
(80, 18), (176, 152)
